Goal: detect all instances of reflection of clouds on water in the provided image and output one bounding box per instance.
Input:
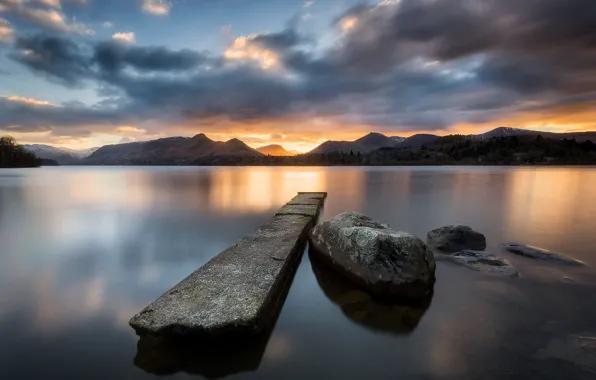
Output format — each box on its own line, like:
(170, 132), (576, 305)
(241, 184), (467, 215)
(31, 275), (106, 331)
(20, 167), (331, 216)
(1, 167), (596, 379)
(263, 334), (293, 363)
(423, 274), (514, 377)
(1, 168), (305, 338)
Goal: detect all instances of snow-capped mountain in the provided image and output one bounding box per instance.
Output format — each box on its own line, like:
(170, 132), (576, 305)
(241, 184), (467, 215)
(477, 127), (539, 139)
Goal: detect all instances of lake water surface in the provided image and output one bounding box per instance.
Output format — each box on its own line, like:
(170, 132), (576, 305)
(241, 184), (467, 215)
(1, 166), (596, 380)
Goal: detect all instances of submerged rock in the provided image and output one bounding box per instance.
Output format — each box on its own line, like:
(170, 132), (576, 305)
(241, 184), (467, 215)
(309, 212), (436, 300)
(427, 225), (486, 253)
(436, 250), (519, 277)
(501, 243), (585, 266)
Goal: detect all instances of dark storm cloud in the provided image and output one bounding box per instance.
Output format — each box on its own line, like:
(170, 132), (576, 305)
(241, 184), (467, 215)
(108, 66), (298, 121)
(334, 0), (596, 91)
(4, 0), (596, 135)
(10, 35), (218, 84)
(0, 96), (130, 129)
(10, 34), (91, 85)
(251, 28), (305, 51)
(93, 41), (214, 73)
(336, 0), (596, 64)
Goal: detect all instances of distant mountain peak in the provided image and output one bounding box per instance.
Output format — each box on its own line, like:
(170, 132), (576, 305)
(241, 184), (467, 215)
(225, 138), (243, 145)
(479, 127), (536, 139)
(23, 144), (98, 163)
(192, 133), (211, 140)
(257, 144), (296, 156)
(258, 144), (286, 150)
(355, 132), (391, 145)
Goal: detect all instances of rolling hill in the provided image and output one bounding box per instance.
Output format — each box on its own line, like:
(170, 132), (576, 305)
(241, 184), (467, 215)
(85, 134), (263, 165)
(309, 128), (596, 154)
(21, 127), (596, 165)
(309, 132), (406, 154)
(398, 134), (441, 148)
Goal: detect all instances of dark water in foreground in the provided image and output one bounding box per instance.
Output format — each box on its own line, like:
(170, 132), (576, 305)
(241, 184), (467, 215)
(1, 166), (596, 380)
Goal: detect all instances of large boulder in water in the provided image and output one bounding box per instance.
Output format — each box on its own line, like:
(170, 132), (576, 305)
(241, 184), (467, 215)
(427, 225), (486, 253)
(309, 212), (436, 300)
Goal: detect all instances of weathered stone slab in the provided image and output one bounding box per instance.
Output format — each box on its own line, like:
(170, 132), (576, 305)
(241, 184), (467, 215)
(298, 191), (327, 199)
(287, 194), (323, 205)
(276, 203), (320, 217)
(436, 250), (519, 277)
(501, 243), (585, 266)
(129, 192), (326, 337)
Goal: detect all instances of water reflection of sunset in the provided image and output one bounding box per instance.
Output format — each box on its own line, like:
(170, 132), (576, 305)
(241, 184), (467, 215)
(208, 168), (328, 213)
(504, 168), (596, 250)
(22, 168), (328, 215)
(3, 166), (596, 380)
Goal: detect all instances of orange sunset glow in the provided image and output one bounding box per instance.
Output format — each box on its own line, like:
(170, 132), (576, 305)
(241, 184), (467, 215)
(1, 0), (595, 156)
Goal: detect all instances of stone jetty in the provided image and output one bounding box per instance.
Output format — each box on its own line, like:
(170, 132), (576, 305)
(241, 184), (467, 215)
(129, 192), (327, 337)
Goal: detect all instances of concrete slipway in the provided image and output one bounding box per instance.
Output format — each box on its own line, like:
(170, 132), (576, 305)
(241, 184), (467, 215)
(129, 192), (327, 337)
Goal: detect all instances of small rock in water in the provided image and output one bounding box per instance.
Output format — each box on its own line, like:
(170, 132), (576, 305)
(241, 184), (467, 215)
(436, 250), (519, 277)
(501, 243), (585, 266)
(427, 225), (486, 253)
(309, 212), (436, 300)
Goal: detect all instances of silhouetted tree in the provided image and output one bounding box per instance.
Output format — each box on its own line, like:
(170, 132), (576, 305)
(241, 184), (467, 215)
(0, 136), (42, 168)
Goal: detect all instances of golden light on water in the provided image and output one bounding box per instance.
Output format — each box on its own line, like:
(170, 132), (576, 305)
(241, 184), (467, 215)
(504, 169), (596, 248)
(208, 168), (327, 212)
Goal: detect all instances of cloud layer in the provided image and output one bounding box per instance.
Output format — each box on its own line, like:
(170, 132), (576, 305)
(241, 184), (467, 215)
(0, 17), (13, 42)
(0, 0), (93, 34)
(112, 31), (135, 43)
(2, 0), (596, 148)
(141, 0), (171, 16)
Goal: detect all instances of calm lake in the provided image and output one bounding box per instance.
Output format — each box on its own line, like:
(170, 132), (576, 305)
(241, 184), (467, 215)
(1, 166), (596, 380)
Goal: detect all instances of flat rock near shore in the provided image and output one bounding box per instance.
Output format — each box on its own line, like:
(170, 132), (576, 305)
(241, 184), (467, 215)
(436, 250), (519, 277)
(129, 192), (326, 337)
(502, 243), (585, 266)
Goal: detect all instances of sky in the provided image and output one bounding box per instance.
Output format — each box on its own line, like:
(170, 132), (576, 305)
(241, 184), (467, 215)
(0, 0), (595, 152)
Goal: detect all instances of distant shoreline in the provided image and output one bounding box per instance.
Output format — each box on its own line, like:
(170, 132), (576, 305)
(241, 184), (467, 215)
(27, 132), (596, 166)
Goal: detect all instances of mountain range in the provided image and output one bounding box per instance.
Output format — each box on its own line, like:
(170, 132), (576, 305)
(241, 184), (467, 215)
(309, 132), (408, 154)
(23, 127), (596, 165)
(85, 134), (262, 165)
(23, 144), (99, 164)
